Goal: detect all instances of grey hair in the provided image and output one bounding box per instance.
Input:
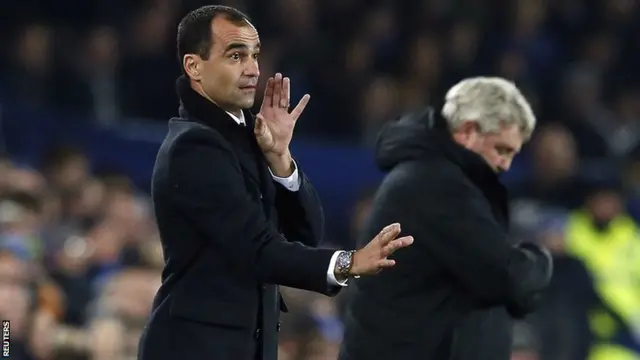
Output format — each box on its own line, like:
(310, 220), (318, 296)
(441, 77), (536, 140)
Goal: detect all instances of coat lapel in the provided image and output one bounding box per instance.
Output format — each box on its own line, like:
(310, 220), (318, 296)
(245, 114), (277, 215)
(176, 76), (284, 316)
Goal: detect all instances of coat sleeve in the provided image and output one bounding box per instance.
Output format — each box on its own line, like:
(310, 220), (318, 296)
(394, 164), (552, 308)
(274, 166), (325, 247)
(168, 129), (337, 295)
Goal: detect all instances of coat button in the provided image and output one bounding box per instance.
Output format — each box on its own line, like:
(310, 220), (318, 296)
(277, 322), (281, 332)
(254, 329), (261, 339)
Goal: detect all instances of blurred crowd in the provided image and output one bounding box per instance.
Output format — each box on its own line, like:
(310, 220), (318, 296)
(1, 0), (640, 359)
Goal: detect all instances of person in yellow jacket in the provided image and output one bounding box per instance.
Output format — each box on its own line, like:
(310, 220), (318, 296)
(565, 183), (640, 360)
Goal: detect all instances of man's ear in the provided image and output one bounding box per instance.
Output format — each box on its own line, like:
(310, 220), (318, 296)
(453, 121), (478, 146)
(183, 54), (202, 81)
(465, 121), (482, 135)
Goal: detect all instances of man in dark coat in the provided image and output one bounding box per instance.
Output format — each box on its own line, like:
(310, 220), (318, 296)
(137, 5), (414, 360)
(339, 77), (554, 360)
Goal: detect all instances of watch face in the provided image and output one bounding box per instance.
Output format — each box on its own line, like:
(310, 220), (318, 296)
(337, 252), (350, 272)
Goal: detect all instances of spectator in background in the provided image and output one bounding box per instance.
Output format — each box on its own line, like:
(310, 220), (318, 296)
(510, 123), (586, 225)
(564, 183), (640, 359)
(0, 251), (38, 360)
(57, 26), (122, 125)
(41, 147), (90, 196)
(359, 77), (400, 146)
(0, 250), (66, 360)
(90, 267), (161, 360)
(527, 212), (596, 360)
(118, 0), (179, 120)
(0, 191), (45, 261)
(5, 23), (56, 110)
(0, 142), (165, 360)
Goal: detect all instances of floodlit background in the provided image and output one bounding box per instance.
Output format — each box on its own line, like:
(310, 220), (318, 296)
(1, 0), (640, 359)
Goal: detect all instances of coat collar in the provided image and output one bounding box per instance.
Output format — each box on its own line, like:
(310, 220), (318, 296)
(429, 128), (500, 187)
(175, 75), (255, 134)
(175, 75), (272, 191)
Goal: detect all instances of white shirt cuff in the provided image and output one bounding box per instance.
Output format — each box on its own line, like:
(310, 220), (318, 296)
(327, 251), (349, 287)
(269, 159), (301, 192)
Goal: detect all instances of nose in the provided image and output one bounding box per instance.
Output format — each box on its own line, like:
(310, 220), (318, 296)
(499, 157), (512, 172)
(244, 58), (259, 78)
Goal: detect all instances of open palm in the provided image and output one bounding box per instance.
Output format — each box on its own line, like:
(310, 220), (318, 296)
(255, 73), (310, 155)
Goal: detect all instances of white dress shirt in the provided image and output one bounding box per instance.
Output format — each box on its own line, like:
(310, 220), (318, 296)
(225, 111), (348, 287)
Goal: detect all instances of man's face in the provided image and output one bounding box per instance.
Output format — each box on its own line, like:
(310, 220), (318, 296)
(455, 122), (524, 173)
(188, 16), (260, 112)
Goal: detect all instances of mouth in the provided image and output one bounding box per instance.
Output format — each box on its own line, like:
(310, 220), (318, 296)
(239, 85), (256, 91)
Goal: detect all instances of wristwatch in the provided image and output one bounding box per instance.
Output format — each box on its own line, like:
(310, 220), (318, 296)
(336, 250), (359, 279)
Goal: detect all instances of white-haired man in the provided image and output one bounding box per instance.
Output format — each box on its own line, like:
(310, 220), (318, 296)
(338, 77), (553, 360)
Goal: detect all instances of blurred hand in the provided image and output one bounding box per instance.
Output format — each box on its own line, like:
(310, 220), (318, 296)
(255, 73), (310, 157)
(350, 223), (413, 276)
(89, 318), (125, 360)
(29, 310), (57, 359)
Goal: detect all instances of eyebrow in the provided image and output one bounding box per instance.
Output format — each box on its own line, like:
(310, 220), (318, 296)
(224, 42), (261, 52)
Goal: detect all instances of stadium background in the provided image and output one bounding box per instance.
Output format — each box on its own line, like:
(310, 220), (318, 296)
(1, 0), (640, 359)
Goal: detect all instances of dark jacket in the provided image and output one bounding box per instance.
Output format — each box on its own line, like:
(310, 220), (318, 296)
(138, 77), (339, 360)
(338, 109), (553, 360)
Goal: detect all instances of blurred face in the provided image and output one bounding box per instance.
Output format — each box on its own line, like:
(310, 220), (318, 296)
(51, 156), (89, 190)
(8, 168), (45, 194)
(587, 190), (622, 222)
(18, 25), (52, 71)
(453, 122), (524, 173)
(104, 193), (146, 239)
(79, 179), (106, 215)
(361, 77), (397, 122)
(105, 270), (161, 318)
(0, 253), (30, 284)
(0, 283), (29, 337)
(87, 27), (119, 68)
(183, 16), (260, 114)
(0, 254), (30, 338)
(532, 125), (576, 179)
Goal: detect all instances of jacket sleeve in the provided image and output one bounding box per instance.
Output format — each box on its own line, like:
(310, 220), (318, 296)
(504, 243), (552, 318)
(396, 164), (552, 308)
(168, 129), (336, 295)
(274, 167), (325, 247)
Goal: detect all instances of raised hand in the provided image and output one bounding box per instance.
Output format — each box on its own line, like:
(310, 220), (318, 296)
(350, 223), (414, 276)
(254, 73), (310, 156)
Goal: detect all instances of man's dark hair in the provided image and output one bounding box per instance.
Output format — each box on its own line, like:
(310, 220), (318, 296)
(176, 5), (252, 71)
